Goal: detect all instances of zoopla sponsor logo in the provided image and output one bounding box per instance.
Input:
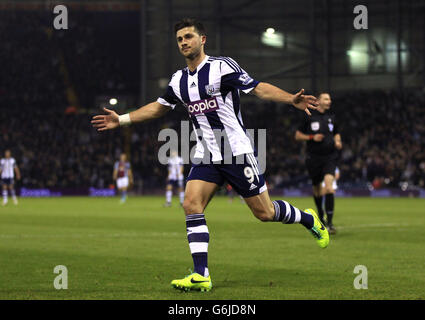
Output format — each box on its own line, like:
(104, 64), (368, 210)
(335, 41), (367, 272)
(187, 98), (219, 115)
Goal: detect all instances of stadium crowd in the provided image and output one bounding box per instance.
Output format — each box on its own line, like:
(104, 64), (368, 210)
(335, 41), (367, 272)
(1, 10), (424, 192)
(258, 89), (425, 190)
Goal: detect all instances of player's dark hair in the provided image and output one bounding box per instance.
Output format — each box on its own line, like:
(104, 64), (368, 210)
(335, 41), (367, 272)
(174, 18), (206, 36)
(318, 92), (330, 99)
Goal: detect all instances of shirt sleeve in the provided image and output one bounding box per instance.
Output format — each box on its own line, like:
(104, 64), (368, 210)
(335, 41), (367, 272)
(220, 57), (259, 94)
(297, 115), (309, 133)
(157, 72), (181, 109)
(333, 121), (339, 135)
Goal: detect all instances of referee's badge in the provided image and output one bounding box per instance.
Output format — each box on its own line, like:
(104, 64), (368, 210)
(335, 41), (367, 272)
(205, 85), (215, 96)
(311, 122), (320, 131)
(328, 123), (334, 132)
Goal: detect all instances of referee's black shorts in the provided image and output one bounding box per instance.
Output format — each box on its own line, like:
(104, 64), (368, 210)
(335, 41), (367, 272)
(305, 154), (337, 186)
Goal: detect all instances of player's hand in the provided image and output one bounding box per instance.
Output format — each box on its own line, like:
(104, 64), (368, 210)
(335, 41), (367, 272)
(313, 134), (324, 142)
(335, 141), (342, 150)
(91, 108), (120, 131)
(292, 89), (318, 116)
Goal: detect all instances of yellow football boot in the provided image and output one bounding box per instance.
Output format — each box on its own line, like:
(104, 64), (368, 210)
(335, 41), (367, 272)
(171, 273), (212, 292)
(305, 208), (329, 248)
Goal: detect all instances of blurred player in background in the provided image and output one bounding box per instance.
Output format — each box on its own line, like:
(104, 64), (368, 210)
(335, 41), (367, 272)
(225, 183), (234, 203)
(295, 93), (342, 234)
(92, 18), (328, 293)
(1, 150), (21, 206)
(225, 184), (244, 204)
(113, 153), (133, 203)
(164, 150), (185, 207)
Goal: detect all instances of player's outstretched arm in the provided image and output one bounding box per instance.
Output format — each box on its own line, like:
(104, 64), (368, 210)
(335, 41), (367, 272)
(14, 165), (21, 180)
(252, 82), (318, 115)
(91, 101), (170, 131)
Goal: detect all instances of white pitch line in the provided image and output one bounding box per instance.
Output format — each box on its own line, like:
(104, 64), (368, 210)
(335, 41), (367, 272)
(336, 223), (411, 230)
(0, 232), (180, 239)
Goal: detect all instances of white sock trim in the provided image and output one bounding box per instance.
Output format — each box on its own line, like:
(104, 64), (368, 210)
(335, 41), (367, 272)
(189, 242), (208, 254)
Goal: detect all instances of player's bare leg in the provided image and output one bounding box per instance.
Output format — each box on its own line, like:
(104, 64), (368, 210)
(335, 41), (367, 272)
(244, 189), (314, 224)
(2, 184), (7, 206)
(244, 189), (329, 248)
(119, 187), (128, 203)
(243, 189), (275, 221)
(171, 180), (218, 291)
(9, 184), (18, 205)
(323, 174), (336, 234)
(178, 186), (184, 206)
(182, 180), (218, 215)
(164, 184), (173, 207)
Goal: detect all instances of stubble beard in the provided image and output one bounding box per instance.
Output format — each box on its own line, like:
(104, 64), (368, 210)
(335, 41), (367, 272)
(184, 46), (201, 61)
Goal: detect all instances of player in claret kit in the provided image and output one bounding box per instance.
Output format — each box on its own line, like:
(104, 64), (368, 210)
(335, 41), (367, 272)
(92, 18), (328, 292)
(113, 153), (134, 203)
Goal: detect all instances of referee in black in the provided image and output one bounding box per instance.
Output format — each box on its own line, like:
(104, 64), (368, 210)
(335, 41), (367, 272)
(295, 92), (342, 234)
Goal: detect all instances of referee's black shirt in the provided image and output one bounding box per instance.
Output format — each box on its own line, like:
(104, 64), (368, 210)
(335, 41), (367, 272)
(298, 109), (339, 157)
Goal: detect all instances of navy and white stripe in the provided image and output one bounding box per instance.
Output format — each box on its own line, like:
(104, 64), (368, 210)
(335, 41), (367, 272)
(0, 158), (16, 179)
(167, 156), (184, 180)
(186, 214), (209, 277)
(272, 200), (302, 224)
(157, 55), (260, 162)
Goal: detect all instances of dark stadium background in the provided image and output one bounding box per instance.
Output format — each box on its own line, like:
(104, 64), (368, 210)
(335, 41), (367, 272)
(1, 0), (424, 197)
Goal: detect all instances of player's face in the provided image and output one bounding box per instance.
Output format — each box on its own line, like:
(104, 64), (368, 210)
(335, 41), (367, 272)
(120, 154), (126, 162)
(5, 151), (11, 158)
(176, 26), (205, 59)
(319, 94), (332, 110)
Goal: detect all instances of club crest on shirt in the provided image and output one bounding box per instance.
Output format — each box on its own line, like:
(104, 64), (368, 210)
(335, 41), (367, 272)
(328, 123), (334, 132)
(311, 122), (320, 131)
(205, 84), (215, 96)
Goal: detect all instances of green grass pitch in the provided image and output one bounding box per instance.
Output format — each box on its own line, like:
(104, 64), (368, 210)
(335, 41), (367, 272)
(0, 196), (424, 300)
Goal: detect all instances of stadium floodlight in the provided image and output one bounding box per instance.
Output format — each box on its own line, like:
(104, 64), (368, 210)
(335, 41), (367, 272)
(348, 29), (409, 74)
(261, 27), (284, 48)
(109, 98), (118, 105)
(266, 27), (275, 34)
